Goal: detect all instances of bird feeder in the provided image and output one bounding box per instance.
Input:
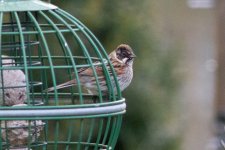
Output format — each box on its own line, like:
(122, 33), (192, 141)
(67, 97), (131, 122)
(0, 0), (126, 149)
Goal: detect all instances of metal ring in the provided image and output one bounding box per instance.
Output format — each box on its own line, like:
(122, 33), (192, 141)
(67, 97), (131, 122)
(0, 99), (126, 119)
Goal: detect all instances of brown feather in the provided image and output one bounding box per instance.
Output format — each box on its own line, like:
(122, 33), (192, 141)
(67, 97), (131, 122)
(45, 44), (135, 94)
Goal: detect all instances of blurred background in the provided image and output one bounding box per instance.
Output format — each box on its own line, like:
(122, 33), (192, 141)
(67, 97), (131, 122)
(48, 0), (225, 150)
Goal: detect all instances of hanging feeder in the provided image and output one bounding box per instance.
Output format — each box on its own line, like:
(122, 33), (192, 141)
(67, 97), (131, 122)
(0, 0), (126, 149)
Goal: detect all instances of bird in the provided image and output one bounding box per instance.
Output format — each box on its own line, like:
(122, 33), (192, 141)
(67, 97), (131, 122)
(0, 55), (27, 106)
(46, 44), (136, 95)
(1, 104), (44, 149)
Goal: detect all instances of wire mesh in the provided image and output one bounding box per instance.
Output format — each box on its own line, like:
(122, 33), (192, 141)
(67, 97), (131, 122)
(0, 1), (125, 149)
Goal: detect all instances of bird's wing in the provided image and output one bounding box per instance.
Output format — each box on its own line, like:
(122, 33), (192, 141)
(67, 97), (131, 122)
(78, 59), (126, 77)
(110, 58), (126, 76)
(78, 65), (104, 77)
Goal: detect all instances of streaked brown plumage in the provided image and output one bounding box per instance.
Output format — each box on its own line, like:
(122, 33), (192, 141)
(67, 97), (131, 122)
(46, 44), (136, 95)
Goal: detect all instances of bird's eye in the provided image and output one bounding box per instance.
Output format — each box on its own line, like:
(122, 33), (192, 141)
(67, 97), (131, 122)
(122, 51), (126, 55)
(5, 93), (10, 98)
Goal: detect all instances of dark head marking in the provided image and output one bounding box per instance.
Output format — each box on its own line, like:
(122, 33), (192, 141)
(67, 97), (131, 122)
(116, 44), (136, 64)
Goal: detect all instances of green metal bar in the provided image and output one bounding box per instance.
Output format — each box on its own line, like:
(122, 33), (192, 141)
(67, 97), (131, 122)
(0, 11), (2, 62)
(4, 121), (10, 150)
(77, 119), (84, 150)
(44, 120), (49, 150)
(39, 10), (79, 104)
(65, 120), (75, 150)
(0, 12), (5, 107)
(0, 65), (77, 70)
(0, 98), (125, 109)
(84, 118), (95, 150)
(33, 120), (40, 150)
(0, 55), (103, 60)
(111, 115), (123, 150)
(27, 11), (59, 104)
(102, 117), (112, 144)
(1, 28), (81, 35)
(0, 61), (106, 70)
(57, 9), (125, 149)
(55, 9), (108, 103)
(57, 9), (122, 101)
(2, 23), (77, 27)
(39, 47), (49, 106)
(0, 120), (2, 150)
(48, 9), (103, 103)
(26, 19), (49, 106)
(0, 111), (126, 121)
(38, 10), (84, 103)
(94, 119), (104, 150)
(27, 120), (32, 149)
(22, 141), (47, 149)
(47, 141), (109, 148)
(9, 12), (18, 57)
(75, 21), (121, 100)
(25, 13), (36, 106)
(1, 41), (39, 50)
(107, 117), (117, 149)
(54, 120), (59, 150)
(14, 11), (31, 103)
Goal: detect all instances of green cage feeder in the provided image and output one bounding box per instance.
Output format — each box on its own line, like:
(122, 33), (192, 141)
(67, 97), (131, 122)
(0, 0), (126, 149)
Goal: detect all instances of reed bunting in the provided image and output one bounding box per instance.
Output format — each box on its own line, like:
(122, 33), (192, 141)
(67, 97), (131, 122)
(46, 44), (136, 95)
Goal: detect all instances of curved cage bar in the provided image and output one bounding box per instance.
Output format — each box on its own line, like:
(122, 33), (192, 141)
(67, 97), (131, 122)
(0, 0), (125, 149)
(0, 99), (126, 119)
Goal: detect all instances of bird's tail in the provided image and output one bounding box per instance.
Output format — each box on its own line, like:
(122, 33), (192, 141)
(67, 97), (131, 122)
(45, 80), (76, 92)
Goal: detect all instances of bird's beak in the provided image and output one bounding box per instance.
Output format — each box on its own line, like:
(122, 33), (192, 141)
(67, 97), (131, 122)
(130, 53), (137, 58)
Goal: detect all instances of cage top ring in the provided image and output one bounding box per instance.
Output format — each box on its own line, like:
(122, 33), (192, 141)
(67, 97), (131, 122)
(0, 0), (57, 12)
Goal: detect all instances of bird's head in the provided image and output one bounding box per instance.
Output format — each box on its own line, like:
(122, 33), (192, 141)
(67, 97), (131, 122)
(114, 44), (136, 65)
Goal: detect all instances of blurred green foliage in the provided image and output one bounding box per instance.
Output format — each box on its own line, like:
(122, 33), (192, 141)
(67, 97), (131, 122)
(51, 0), (181, 150)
